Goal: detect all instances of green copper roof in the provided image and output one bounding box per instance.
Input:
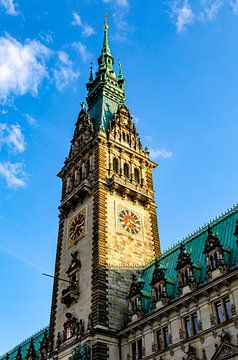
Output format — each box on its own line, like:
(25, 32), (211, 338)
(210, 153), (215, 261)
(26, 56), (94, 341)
(0, 328), (48, 360)
(141, 204), (238, 313)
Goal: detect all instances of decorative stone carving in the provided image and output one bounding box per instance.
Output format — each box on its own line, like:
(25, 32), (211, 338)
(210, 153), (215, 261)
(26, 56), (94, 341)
(210, 330), (238, 360)
(182, 344), (199, 360)
(128, 275), (145, 320)
(150, 260), (169, 307)
(62, 313), (80, 341)
(61, 251), (81, 307)
(203, 225), (227, 278)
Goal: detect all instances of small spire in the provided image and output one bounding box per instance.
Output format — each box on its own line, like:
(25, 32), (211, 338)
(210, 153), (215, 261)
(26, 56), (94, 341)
(89, 62), (93, 82)
(118, 60), (124, 80)
(102, 13), (111, 56)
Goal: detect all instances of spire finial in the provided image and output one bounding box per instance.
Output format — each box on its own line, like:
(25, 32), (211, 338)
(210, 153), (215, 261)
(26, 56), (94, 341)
(89, 62), (93, 82)
(102, 13), (110, 55)
(118, 60), (124, 79)
(104, 13), (109, 30)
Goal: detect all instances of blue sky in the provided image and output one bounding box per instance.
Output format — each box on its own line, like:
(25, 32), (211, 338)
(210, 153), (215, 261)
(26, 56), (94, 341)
(0, 0), (238, 354)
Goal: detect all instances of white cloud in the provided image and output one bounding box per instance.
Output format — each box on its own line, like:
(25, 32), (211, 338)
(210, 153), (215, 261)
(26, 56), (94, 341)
(200, 0), (223, 21)
(25, 113), (37, 127)
(149, 148), (173, 161)
(0, 123), (25, 153)
(116, 0), (129, 7)
(73, 42), (92, 62)
(82, 25), (96, 38)
(0, 35), (50, 104)
(53, 51), (79, 91)
(170, 0), (194, 32)
(39, 31), (53, 44)
(72, 12), (95, 38)
(0, 161), (26, 188)
(72, 11), (82, 26)
(0, 0), (19, 16)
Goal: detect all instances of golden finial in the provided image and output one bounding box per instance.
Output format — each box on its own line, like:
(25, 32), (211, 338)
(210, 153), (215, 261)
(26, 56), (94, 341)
(104, 13), (109, 30)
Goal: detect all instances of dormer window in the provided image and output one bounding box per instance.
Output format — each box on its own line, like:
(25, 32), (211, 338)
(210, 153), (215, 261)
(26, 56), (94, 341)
(203, 225), (226, 279)
(175, 244), (196, 295)
(150, 260), (168, 308)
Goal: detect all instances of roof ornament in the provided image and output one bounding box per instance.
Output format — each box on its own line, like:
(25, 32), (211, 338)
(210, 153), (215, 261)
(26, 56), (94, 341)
(88, 62), (93, 83)
(104, 12), (109, 30)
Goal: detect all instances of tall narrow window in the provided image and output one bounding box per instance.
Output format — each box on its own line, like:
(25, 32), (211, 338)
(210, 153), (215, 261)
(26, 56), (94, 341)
(134, 168), (140, 183)
(224, 298), (232, 320)
(124, 163), (129, 178)
(163, 327), (169, 349)
(215, 301), (223, 324)
(113, 158), (119, 174)
(85, 160), (90, 177)
(132, 342), (136, 360)
(156, 330), (162, 351)
(184, 316), (191, 338)
(137, 339), (142, 360)
(192, 313), (199, 335)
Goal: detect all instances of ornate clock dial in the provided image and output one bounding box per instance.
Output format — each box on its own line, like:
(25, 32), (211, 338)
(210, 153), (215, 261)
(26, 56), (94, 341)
(119, 209), (141, 234)
(68, 210), (86, 244)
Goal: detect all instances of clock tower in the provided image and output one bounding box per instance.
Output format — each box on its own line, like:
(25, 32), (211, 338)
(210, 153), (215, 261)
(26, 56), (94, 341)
(49, 19), (160, 360)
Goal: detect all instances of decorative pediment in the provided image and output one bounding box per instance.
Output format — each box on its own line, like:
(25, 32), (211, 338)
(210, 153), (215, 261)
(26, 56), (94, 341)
(16, 346), (22, 360)
(211, 340), (238, 359)
(68, 106), (94, 160)
(26, 339), (35, 360)
(39, 330), (49, 360)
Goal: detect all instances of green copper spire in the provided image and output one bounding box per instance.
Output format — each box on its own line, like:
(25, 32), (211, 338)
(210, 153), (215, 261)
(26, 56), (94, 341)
(86, 16), (126, 132)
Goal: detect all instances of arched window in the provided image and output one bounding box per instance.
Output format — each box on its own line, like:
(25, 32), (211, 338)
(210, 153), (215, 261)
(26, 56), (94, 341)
(134, 168), (140, 183)
(126, 134), (130, 143)
(113, 158), (119, 174)
(122, 132), (126, 141)
(124, 163), (129, 178)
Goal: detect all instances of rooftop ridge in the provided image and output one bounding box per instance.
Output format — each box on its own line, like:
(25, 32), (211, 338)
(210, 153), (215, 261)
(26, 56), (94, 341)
(144, 203), (238, 270)
(0, 327), (48, 358)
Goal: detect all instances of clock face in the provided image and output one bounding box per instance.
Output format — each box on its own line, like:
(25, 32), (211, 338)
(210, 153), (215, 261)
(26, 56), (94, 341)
(68, 208), (86, 246)
(119, 209), (141, 234)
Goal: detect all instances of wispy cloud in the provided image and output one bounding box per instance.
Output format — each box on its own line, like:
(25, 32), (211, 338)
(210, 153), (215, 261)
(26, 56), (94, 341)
(230, 0), (238, 13)
(149, 148), (173, 161)
(170, 0), (194, 33)
(72, 12), (95, 38)
(73, 41), (92, 62)
(199, 0), (223, 21)
(24, 113), (37, 127)
(0, 123), (25, 153)
(53, 51), (79, 91)
(0, 34), (50, 104)
(0, 161), (27, 188)
(102, 0), (131, 41)
(0, 0), (19, 16)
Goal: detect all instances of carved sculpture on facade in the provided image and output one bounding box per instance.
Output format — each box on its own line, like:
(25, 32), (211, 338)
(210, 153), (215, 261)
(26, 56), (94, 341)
(61, 251), (81, 307)
(128, 275), (145, 320)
